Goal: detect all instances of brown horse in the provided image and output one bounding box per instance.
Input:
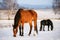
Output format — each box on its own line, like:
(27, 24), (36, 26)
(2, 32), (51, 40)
(13, 8), (38, 37)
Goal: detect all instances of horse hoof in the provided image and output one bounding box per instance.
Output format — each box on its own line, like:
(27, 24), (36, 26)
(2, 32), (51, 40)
(13, 35), (16, 37)
(40, 30), (41, 31)
(39, 29), (42, 31)
(51, 29), (53, 31)
(19, 34), (21, 36)
(43, 30), (45, 31)
(20, 34), (24, 36)
(33, 34), (36, 36)
(21, 35), (24, 36)
(28, 34), (30, 36)
(48, 30), (49, 31)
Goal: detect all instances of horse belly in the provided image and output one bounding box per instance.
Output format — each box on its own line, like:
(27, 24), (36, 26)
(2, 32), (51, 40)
(21, 17), (33, 23)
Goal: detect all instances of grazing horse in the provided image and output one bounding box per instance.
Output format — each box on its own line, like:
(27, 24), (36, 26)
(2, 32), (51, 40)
(13, 8), (38, 37)
(40, 19), (53, 31)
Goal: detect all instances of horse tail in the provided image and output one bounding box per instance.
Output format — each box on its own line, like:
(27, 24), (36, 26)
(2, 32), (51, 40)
(51, 22), (53, 31)
(47, 19), (53, 31)
(13, 9), (21, 28)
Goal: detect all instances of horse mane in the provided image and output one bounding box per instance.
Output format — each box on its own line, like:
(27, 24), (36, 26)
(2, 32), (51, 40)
(13, 8), (22, 28)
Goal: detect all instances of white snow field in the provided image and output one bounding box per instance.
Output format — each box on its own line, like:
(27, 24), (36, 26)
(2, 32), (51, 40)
(0, 9), (60, 40)
(0, 20), (60, 40)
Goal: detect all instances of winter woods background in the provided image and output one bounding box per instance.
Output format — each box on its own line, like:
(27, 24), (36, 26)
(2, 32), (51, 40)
(0, 0), (60, 20)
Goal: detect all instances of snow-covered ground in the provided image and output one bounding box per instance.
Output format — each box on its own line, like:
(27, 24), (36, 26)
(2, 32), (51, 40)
(0, 20), (60, 40)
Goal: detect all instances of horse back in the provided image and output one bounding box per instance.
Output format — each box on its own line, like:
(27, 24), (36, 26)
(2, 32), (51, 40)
(28, 10), (37, 20)
(20, 10), (34, 22)
(47, 19), (53, 24)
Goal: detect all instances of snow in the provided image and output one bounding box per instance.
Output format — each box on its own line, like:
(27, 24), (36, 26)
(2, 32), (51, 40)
(0, 20), (60, 40)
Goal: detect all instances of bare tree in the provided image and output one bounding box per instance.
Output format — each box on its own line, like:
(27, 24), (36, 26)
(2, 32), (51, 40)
(3, 0), (15, 20)
(53, 0), (60, 14)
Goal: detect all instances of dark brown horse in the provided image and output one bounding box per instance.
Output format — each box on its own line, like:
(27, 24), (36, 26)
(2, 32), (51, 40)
(40, 19), (53, 31)
(13, 8), (38, 37)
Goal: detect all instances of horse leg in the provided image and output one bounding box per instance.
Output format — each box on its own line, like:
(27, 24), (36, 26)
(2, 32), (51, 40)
(19, 25), (21, 36)
(48, 25), (49, 31)
(18, 21), (23, 36)
(51, 23), (53, 31)
(21, 23), (24, 36)
(40, 25), (42, 31)
(28, 22), (32, 36)
(34, 20), (38, 34)
(40, 23), (42, 31)
(43, 25), (45, 31)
